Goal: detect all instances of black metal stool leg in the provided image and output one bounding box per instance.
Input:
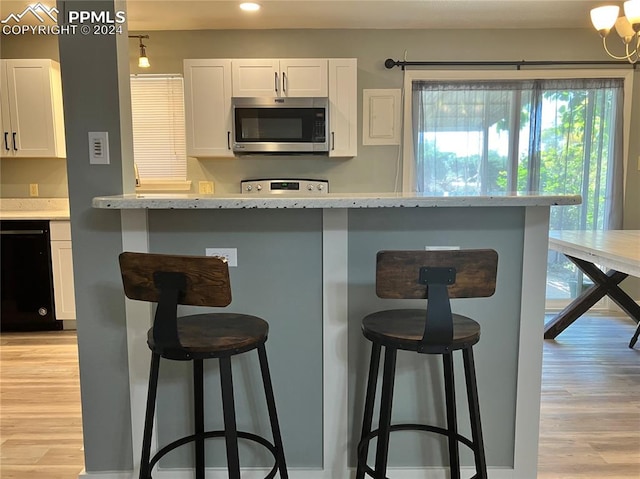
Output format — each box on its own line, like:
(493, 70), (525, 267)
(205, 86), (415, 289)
(443, 353), (460, 479)
(629, 321), (640, 349)
(140, 353), (160, 479)
(374, 347), (397, 479)
(463, 347), (487, 479)
(356, 343), (382, 479)
(257, 345), (289, 478)
(219, 357), (241, 479)
(193, 359), (205, 479)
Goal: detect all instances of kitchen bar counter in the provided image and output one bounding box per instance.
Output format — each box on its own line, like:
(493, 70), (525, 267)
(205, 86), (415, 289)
(92, 193), (578, 479)
(93, 191), (580, 209)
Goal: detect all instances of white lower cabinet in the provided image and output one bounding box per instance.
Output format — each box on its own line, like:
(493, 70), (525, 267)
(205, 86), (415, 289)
(49, 221), (76, 323)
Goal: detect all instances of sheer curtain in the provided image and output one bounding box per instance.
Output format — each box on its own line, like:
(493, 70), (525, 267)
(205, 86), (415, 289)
(412, 77), (624, 299)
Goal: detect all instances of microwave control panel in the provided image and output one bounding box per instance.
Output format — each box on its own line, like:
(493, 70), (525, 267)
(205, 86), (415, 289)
(241, 179), (329, 196)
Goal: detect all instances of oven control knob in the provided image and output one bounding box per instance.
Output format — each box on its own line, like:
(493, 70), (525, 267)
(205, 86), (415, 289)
(307, 184), (314, 191)
(256, 184), (262, 191)
(246, 185), (253, 191)
(317, 184), (325, 191)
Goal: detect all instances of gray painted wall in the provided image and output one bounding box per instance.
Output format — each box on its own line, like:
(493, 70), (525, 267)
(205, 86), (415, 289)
(2, 8), (638, 473)
(57, 0), (133, 471)
(148, 209), (324, 467)
(347, 207), (524, 467)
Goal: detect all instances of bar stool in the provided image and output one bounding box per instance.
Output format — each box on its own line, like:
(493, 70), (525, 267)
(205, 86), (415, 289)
(356, 249), (498, 479)
(119, 252), (288, 479)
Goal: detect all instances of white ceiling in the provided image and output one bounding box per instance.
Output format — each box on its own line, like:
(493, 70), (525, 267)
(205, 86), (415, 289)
(1, 0), (605, 31)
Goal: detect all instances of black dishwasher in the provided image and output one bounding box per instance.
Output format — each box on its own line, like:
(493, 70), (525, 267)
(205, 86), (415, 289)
(0, 220), (61, 331)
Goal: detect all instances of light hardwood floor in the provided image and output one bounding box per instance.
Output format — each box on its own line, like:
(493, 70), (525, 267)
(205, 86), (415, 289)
(0, 331), (84, 479)
(538, 313), (640, 479)
(0, 314), (638, 478)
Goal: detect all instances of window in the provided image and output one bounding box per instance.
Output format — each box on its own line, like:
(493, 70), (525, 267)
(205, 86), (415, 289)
(130, 75), (188, 187)
(405, 70), (630, 303)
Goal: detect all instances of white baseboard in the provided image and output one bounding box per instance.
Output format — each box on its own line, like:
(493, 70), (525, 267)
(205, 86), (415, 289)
(78, 471), (133, 479)
(79, 466), (516, 479)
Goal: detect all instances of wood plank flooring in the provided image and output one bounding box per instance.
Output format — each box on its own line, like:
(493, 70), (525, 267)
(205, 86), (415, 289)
(0, 314), (638, 479)
(0, 331), (84, 479)
(538, 313), (640, 479)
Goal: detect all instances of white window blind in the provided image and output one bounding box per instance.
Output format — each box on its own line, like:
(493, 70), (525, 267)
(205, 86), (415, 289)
(130, 75), (186, 180)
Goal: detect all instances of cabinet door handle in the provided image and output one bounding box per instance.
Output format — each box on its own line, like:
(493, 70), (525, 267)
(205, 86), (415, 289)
(331, 132), (335, 151)
(282, 72), (287, 93)
(12, 132), (17, 151)
(274, 72), (279, 93)
(227, 131), (231, 150)
(4, 132), (8, 151)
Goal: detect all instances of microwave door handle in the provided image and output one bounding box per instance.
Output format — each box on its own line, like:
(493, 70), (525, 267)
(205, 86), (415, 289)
(274, 72), (279, 93)
(331, 132), (335, 151)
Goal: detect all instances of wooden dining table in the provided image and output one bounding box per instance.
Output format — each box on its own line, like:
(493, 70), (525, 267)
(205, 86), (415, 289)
(544, 230), (640, 348)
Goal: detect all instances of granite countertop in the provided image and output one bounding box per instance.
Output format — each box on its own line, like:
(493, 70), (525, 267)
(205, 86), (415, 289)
(92, 192), (581, 209)
(0, 198), (70, 220)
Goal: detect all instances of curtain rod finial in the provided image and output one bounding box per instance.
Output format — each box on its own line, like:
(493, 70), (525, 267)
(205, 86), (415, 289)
(385, 58), (398, 69)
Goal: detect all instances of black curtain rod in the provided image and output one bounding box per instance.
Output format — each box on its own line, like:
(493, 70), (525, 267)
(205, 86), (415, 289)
(384, 58), (638, 70)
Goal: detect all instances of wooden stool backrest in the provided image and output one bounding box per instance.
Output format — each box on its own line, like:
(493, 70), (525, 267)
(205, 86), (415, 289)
(376, 249), (498, 300)
(376, 249), (498, 353)
(119, 252), (231, 307)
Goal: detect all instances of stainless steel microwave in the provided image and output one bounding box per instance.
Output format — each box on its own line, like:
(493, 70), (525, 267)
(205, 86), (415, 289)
(232, 97), (329, 154)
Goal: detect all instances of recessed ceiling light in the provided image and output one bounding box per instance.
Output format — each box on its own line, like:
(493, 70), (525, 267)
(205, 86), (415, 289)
(239, 2), (261, 12)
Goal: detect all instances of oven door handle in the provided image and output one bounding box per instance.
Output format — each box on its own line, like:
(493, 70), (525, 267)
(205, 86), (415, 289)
(0, 230), (46, 235)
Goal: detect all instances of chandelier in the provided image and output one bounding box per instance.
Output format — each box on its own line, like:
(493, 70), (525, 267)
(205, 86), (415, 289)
(591, 0), (640, 63)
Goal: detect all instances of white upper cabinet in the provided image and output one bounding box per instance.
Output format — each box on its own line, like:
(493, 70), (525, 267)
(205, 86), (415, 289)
(183, 59), (234, 158)
(329, 59), (357, 158)
(184, 57), (356, 158)
(0, 59), (66, 158)
(232, 59), (328, 97)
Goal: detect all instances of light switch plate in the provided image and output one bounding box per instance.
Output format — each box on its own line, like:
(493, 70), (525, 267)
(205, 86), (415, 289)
(88, 132), (110, 164)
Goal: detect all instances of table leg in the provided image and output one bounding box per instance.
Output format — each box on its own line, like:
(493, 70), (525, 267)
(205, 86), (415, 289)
(544, 255), (640, 340)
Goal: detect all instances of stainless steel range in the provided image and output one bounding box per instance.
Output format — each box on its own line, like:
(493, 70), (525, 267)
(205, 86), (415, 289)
(241, 179), (329, 196)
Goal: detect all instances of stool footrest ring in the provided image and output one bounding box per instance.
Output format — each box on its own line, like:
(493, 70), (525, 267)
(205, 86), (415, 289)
(148, 429), (280, 479)
(357, 423), (477, 479)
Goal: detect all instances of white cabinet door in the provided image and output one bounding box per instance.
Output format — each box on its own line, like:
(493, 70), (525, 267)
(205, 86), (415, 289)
(184, 59), (234, 158)
(329, 59), (357, 157)
(0, 59), (66, 158)
(50, 221), (76, 321)
(0, 62), (11, 156)
(232, 59), (280, 97)
(280, 59), (328, 97)
(232, 59), (328, 97)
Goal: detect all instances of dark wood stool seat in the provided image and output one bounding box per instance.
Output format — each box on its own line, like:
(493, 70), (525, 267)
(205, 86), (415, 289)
(147, 313), (269, 359)
(119, 252), (288, 479)
(362, 309), (480, 352)
(356, 250), (498, 479)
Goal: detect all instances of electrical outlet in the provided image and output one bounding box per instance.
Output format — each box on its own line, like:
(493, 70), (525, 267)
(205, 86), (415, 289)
(29, 183), (39, 197)
(205, 248), (237, 267)
(199, 181), (214, 194)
